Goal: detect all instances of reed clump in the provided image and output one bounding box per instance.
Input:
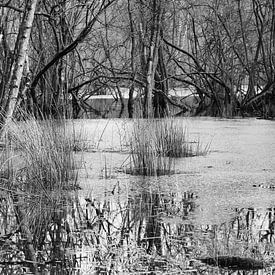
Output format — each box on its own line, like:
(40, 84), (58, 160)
(128, 118), (210, 176)
(69, 121), (90, 152)
(128, 119), (174, 176)
(0, 115), (81, 273)
(5, 117), (77, 191)
(154, 118), (211, 158)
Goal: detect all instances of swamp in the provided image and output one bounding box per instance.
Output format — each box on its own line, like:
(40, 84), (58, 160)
(1, 0), (275, 274)
(0, 117), (275, 274)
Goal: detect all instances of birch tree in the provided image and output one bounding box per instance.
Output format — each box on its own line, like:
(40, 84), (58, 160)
(4, 0), (38, 124)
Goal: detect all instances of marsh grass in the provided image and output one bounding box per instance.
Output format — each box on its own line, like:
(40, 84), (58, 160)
(100, 155), (115, 179)
(70, 122), (90, 152)
(6, 117), (77, 191)
(128, 118), (210, 176)
(0, 114), (83, 273)
(128, 119), (174, 176)
(154, 118), (211, 158)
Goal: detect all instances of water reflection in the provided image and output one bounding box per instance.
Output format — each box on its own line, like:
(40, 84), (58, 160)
(1, 181), (275, 274)
(71, 181), (275, 274)
(77, 182), (197, 273)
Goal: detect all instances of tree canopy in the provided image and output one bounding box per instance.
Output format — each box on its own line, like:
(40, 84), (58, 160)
(0, 0), (274, 120)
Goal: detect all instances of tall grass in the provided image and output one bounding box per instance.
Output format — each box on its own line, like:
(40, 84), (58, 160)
(70, 121), (90, 152)
(128, 119), (174, 176)
(128, 118), (210, 176)
(6, 117), (77, 191)
(0, 115), (80, 273)
(154, 118), (211, 158)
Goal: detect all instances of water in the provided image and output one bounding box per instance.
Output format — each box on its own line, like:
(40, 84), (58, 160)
(1, 117), (275, 274)
(67, 117), (275, 274)
(76, 118), (275, 221)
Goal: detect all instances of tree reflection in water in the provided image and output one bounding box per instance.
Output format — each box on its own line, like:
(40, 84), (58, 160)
(1, 181), (275, 274)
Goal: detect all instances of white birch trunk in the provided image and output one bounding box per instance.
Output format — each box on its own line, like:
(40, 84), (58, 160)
(4, 0), (38, 123)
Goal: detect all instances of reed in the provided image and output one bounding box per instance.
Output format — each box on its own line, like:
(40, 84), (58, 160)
(154, 118), (211, 158)
(128, 118), (210, 176)
(128, 119), (174, 176)
(5, 117), (77, 191)
(70, 121), (90, 152)
(0, 114), (80, 273)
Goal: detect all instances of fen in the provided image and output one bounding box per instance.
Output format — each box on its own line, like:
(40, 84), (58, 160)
(0, 116), (275, 274)
(1, 0), (275, 274)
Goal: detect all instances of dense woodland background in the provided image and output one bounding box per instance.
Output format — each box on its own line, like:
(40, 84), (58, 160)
(0, 0), (275, 121)
(0, 2), (275, 273)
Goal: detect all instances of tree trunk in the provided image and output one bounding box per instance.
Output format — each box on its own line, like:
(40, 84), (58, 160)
(153, 42), (168, 118)
(127, 0), (136, 118)
(142, 0), (163, 118)
(144, 43), (157, 118)
(4, 0), (38, 124)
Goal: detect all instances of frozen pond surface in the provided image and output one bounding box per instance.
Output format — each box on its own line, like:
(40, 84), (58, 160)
(4, 117), (269, 274)
(76, 118), (275, 224)
(59, 117), (275, 274)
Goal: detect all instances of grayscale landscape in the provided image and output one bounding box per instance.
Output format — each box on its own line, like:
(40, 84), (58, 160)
(0, 0), (275, 274)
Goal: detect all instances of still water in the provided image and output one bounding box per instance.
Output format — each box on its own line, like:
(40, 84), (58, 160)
(68, 118), (275, 274)
(2, 117), (275, 274)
